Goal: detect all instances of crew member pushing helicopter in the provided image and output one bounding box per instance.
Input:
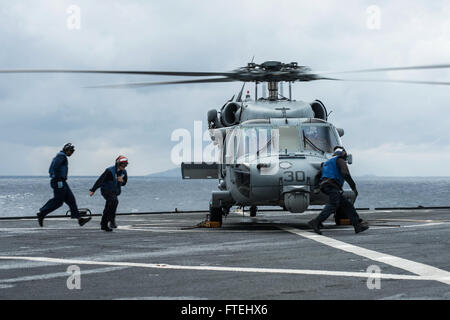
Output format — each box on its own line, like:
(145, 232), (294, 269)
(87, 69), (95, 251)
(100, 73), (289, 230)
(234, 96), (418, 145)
(90, 155), (128, 232)
(308, 147), (369, 234)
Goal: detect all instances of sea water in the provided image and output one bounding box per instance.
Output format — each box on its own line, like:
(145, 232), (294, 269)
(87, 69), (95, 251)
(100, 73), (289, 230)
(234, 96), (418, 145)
(0, 176), (449, 218)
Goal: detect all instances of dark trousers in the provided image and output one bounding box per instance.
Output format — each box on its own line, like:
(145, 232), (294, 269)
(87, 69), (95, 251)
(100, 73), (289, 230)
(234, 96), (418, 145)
(317, 183), (359, 226)
(101, 189), (119, 227)
(39, 180), (80, 219)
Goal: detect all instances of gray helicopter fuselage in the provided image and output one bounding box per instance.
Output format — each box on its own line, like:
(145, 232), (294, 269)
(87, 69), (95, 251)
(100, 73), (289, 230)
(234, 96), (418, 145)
(214, 115), (350, 213)
(240, 100), (314, 121)
(215, 98), (328, 127)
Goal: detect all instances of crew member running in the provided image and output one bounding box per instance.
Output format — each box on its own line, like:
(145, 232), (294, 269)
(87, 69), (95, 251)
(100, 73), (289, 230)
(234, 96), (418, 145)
(89, 156), (128, 232)
(37, 143), (91, 227)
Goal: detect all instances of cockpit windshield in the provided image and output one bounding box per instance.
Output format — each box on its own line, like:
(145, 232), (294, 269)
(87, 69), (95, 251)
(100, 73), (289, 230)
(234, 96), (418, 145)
(227, 124), (340, 162)
(301, 125), (340, 153)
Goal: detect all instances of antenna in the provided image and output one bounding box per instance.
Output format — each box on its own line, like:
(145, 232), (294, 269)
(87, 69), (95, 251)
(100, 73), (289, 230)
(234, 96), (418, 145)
(237, 83), (245, 102)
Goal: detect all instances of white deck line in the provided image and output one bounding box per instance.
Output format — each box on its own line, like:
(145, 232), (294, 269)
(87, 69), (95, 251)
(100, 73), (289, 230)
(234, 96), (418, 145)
(0, 255), (446, 282)
(279, 226), (450, 286)
(0, 266), (127, 284)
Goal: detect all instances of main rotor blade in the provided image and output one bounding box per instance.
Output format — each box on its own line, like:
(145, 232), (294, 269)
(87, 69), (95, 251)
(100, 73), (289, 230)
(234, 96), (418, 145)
(318, 77), (450, 86)
(0, 69), (233, 77)
(85, 77), (235, 88)
(319, 64), (450, 75)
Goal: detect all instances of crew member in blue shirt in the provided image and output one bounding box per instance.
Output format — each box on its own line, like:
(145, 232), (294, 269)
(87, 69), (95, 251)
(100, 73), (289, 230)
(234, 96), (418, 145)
(89, 156), (128, 232)
(37, 143), (91, 227)
(308, 147), (368, 235)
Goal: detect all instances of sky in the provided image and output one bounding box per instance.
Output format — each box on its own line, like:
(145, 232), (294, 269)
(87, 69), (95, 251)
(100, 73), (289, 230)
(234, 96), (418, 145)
(0, 0), (449, 176)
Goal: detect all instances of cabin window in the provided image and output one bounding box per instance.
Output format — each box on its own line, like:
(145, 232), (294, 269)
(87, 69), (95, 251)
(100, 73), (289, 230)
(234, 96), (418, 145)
(225, 130), (239, 164)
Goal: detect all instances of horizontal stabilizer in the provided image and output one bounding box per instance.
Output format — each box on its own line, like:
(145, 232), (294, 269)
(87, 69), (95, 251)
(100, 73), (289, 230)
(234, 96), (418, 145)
(181, 162), (219, 179)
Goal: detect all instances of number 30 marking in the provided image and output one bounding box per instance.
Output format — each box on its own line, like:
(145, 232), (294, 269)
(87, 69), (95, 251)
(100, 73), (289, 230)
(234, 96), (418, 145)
(284, 171), (305, 182)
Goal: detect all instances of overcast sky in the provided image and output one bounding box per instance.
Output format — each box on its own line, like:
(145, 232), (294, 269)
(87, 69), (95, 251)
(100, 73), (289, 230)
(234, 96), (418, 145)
(0, 0), (449, 176)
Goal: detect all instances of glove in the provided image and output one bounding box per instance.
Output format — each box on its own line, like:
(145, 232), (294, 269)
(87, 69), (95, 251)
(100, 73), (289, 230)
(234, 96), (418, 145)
(57, 181), (63, 189)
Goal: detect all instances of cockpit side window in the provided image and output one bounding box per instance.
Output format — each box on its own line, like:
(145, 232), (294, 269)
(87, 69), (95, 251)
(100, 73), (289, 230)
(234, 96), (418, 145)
(234, 126), (274, 161)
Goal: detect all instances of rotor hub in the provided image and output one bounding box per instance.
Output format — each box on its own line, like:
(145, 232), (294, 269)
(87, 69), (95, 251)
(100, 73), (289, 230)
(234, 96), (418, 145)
(232, 61), (315, 83)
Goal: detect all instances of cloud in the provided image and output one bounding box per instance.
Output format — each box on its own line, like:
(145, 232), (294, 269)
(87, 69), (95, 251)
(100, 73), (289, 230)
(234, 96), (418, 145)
(351, 143), (450, 177)
(0, 0), (449, 175)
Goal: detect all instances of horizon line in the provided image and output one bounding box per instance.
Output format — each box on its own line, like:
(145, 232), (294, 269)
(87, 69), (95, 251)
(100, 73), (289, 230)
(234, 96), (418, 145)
(1, 175), (450, 178)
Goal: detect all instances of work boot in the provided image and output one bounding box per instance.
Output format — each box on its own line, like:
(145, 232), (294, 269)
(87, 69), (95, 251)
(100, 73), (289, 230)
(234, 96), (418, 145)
(354, 223), (369, 234)
(101, 225), (113, 232)
(78, 217), (91, 226)
(308, 218), (322, 235)
(37, 212), (44, 227)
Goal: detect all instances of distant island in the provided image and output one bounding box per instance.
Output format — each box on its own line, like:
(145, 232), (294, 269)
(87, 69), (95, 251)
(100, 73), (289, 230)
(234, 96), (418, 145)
(147, 167), (181, 178)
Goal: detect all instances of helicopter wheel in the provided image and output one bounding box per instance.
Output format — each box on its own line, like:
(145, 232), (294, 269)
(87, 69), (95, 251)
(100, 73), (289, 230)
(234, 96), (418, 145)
(209, 205), (223, 225)
(334, 215), (341, 225)
(249, 205), (257, 217)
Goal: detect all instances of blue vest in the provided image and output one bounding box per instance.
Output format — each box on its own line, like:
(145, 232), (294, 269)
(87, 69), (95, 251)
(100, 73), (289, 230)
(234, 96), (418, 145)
(101, 166), (126, 195)
(48, 151), (68, 179)
(321, 156), (344, 187)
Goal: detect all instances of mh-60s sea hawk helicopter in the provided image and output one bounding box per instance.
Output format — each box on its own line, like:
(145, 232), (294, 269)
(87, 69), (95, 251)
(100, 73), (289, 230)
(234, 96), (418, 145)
(1, 61), (450, 224)
(175, 60), (450, 224)
(183, 61), (348, 224)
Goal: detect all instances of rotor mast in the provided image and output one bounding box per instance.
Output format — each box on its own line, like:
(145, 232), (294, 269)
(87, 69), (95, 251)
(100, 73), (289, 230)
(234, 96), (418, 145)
(268, 82), (279, 101)
(253, 81), (281, 101)
(246, 61), (302, 101)
(256, 81), (292, 101)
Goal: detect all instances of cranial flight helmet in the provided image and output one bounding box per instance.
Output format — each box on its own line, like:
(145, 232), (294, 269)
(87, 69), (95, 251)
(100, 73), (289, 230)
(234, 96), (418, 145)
(116, 155), (129, 166)
(63, 143), (75, 153)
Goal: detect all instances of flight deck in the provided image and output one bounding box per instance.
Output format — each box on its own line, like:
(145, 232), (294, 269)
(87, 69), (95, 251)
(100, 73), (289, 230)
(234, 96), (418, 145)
(0, 208), (449, 300)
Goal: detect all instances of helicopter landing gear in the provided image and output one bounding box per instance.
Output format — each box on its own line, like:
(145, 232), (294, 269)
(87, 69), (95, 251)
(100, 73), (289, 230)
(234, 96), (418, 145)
(209, 205), (223, 225)
(249, 205), (257, 217)
(209, 191), (234, 226)
(208, 204), (231, 226)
